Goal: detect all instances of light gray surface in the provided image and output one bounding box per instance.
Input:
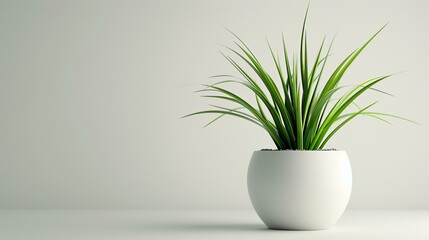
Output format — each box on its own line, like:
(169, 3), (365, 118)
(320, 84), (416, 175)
(0, 0), (428, 209)
(0, 209), (428, 240)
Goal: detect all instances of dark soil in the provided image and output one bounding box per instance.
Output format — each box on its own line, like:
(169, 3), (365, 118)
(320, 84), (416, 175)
(260, 148), (337, 151)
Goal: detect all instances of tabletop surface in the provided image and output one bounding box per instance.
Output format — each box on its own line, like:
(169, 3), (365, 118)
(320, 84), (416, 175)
(1, 209), (428, 240)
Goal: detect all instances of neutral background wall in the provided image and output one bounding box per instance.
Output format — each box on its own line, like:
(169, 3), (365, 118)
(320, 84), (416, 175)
(0, 0), (428, 209)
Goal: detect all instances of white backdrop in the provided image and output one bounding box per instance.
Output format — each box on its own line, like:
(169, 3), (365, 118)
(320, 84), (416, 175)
(0, 0), (428, 208)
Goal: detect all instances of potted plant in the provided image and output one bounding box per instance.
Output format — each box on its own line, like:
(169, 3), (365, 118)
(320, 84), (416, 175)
(184, 9), (411, 230)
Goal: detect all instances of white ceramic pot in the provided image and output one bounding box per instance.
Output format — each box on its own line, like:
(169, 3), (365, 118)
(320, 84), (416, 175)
(247, 150), (352, 230)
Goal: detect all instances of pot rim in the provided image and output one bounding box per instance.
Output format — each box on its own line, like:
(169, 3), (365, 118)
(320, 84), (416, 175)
(253, 149), (346, 153)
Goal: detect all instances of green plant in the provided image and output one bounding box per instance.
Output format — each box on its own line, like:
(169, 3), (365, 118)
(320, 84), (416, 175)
(184, 10), (412, 150)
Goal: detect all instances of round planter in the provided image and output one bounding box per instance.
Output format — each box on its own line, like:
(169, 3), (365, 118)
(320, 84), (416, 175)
(247, 150), (352, 230)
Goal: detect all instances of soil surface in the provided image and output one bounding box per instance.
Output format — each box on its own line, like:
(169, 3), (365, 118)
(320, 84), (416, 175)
(260, 148), (337, 151)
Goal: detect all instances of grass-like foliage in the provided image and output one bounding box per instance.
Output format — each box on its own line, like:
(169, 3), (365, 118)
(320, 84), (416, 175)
(184, 10), (412, 150)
